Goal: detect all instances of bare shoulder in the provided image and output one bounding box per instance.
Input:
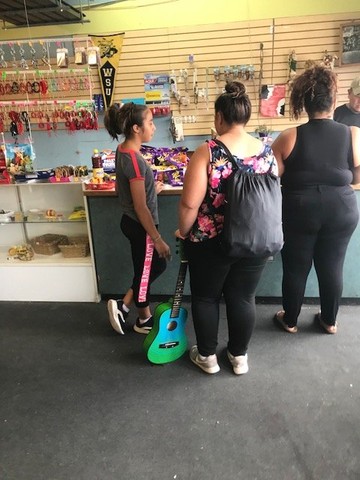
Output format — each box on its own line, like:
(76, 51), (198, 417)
(275, 127), (296, 142)
(189, 142), (210, 163)
(272, 127), (296, 153)
(193, 141), (210, 155)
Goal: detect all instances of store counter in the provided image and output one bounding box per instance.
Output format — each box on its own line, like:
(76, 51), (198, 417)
(85, 187), (360, 299)
(85, 186), (186, 297)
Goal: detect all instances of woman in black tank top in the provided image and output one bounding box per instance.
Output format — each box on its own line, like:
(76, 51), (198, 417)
(271, 66), (360, 334)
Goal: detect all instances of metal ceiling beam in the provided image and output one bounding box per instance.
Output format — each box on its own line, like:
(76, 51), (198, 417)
(1, 19), (90, 29)
(0, 6), (78, 15)
(0, 0), (88, 28)
(0, 1), (85, 16)
(62, 1), (127, 8)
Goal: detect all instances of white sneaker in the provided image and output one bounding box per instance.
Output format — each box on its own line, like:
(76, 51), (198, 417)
(107, 299), (127, 335)
(189, 345), (220, 374)
(227, 351), (249, 375)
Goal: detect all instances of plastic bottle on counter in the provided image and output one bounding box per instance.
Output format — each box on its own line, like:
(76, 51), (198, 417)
(0, 145), (7, 170)
(92, 148), (104, 181)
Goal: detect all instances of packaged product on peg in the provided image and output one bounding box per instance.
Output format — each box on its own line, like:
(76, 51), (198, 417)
(74, 47), (86, 65)
(56, 48), (69, 68)
(0, 144), (7, 170)
(87, 46), (100, 66)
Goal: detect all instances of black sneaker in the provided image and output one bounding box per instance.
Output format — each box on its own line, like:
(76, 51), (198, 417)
(107, 299), (128, 335)
(133, 316), (153, 334)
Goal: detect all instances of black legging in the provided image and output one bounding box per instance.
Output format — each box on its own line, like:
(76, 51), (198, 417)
(281, 185), (359, 327)
(120, 214), (167, 308)
(185, 237), (268, 357)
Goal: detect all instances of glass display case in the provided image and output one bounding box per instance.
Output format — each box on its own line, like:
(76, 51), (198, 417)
(0, 182), (99, 302)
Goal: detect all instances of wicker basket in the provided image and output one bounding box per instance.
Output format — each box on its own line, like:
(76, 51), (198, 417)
(59, 236), (90, 258)
(30, 234), (68, 255)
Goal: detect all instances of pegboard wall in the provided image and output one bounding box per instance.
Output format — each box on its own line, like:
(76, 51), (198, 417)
(0, 10), (359, 136)
(113, 10), (360, 135)
(0, 36), (102, 133)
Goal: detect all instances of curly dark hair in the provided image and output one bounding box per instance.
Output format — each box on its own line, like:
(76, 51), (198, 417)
(214, 81), (252, 125)
(290, 66), (337, 120)
(104, 102), (148, 140)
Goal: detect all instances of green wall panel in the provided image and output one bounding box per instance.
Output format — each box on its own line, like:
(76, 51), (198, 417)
(88, 192), (360, 299)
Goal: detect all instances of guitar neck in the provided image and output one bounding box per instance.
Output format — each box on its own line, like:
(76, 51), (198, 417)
(170, 260), (187, 318)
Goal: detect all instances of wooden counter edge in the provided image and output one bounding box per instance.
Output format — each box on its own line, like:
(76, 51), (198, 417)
(83, 186), (183, 197)
(84, 184), (360, 196)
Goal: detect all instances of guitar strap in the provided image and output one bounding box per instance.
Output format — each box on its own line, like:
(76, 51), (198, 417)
(138, 234), (155, 303)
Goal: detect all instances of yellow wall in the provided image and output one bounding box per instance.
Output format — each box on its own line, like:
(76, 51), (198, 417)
(1, 0), (360, 40)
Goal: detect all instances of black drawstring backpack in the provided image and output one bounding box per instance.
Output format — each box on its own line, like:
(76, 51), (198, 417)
(215, 139), (283, 258)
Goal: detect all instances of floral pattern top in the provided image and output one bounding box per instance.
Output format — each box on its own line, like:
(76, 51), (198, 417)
(189, 139), (278, 242)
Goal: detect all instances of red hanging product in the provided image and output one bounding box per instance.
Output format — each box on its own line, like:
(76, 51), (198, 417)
(39, 80), (48, 95)
(17, 120), (24, 135)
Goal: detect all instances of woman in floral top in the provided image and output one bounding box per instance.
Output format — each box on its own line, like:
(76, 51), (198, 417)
(190, 140), (277, 242)
(177, 81), (278, 375)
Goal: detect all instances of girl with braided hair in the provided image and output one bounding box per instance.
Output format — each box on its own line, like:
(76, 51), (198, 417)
(104, 103), (171, 335)
(272, 66), (360, 334)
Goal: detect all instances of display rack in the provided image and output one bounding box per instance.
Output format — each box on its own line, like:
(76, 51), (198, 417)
(0, 182), (99, 302)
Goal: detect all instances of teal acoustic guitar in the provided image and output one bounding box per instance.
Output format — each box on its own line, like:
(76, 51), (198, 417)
(144, 242), (188, 364)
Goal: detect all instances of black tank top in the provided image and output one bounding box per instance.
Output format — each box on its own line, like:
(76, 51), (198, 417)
(281, 119), (354, 188)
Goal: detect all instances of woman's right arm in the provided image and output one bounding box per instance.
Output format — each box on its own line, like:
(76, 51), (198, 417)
(270, 136), (285, 177)
(350, 126), (360, 185)
(178, 142), (209, 238)
(271, 128), (297, 177)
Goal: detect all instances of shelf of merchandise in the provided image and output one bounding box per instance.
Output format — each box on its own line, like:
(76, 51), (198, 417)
(0, 182), (99, 302)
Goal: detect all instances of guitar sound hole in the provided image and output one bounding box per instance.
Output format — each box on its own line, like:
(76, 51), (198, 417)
(167, 321), (177, 331)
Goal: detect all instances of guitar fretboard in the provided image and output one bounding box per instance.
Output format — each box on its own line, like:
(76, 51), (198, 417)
(170, 260), (187, 318)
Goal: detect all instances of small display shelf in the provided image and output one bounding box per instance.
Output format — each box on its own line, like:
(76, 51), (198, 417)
(0, 182), (99, 302)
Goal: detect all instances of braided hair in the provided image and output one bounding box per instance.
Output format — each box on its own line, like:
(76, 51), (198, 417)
(290, 65), (337, 120)
(214, 81), (252, 125)
(104, 102), (148, 140)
